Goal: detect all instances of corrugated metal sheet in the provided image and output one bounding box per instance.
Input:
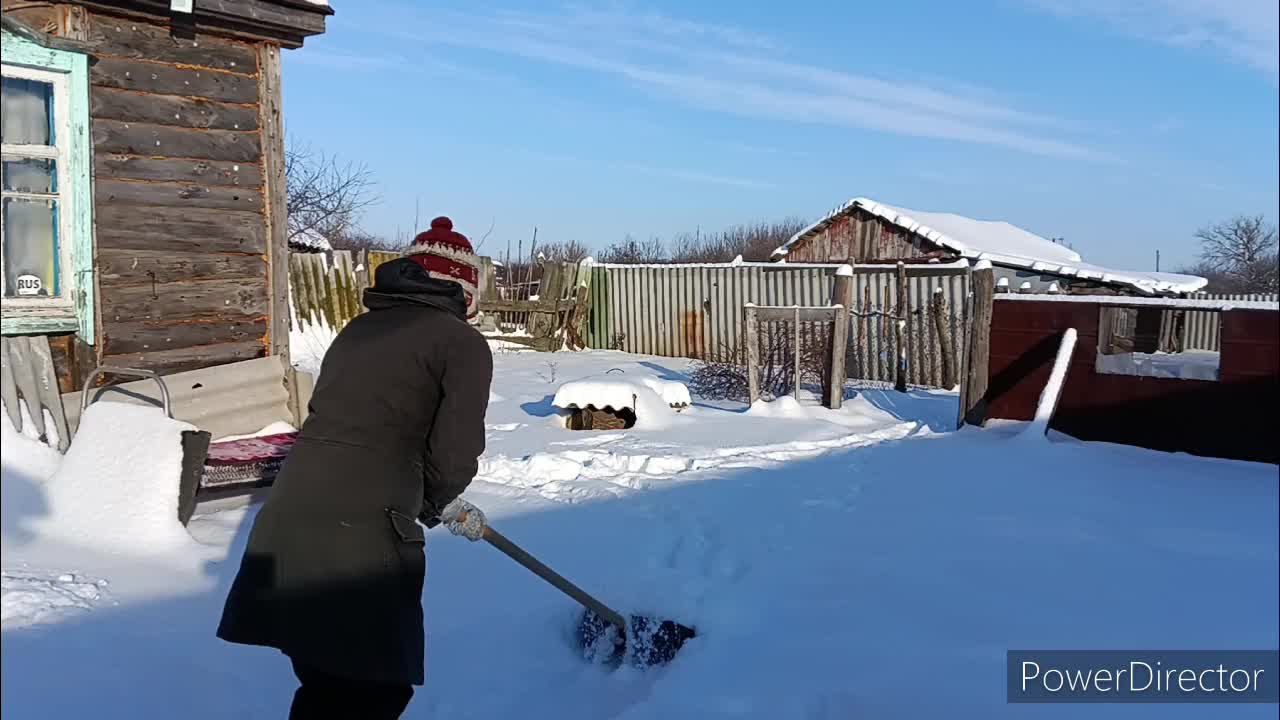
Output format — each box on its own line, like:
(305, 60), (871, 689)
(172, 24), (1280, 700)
(1180, 294), (1278, 351)
(62, 355), (295, 440)
(586, 262), (970, 388)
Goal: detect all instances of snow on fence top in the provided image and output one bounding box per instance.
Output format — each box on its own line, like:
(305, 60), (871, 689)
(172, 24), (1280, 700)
(772, 197), (1207, 295)
(996, 294), (1280, 311)
(590, 258), (970, 271)
(288, 227), (332, 252)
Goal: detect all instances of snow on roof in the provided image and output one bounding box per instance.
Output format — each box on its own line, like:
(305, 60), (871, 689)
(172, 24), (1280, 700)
(289, 227), (332, 252)
(773, 197), (1207, 295)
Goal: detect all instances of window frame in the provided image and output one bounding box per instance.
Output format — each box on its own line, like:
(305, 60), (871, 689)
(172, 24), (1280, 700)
(1, 31), (94, 343)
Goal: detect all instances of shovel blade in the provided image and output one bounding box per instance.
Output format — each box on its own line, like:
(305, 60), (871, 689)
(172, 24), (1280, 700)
(577, 609), (696, 667)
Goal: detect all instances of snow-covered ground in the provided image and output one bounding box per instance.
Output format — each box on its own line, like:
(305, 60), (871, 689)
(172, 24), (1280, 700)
(1095, 349), (1221, 381)
(3, 341), (1277, 718)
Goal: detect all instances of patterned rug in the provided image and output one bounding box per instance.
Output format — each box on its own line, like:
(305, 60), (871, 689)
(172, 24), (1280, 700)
(201, 432), (298, 489)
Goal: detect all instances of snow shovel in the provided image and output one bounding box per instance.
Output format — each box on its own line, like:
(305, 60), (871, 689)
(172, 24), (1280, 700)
(453, 510), (697, 666)
(79, 365), (211, 525)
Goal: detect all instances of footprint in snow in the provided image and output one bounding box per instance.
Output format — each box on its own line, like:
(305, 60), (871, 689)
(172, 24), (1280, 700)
(549, 432), (627, 447)
(655, 508), (745, 584)
(486, 423), (525, 432)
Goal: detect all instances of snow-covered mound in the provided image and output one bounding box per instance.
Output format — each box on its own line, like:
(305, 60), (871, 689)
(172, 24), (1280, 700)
(552, 375), (687, 429)
(638, 376), (691, 407)
(32, 402), (203, 556)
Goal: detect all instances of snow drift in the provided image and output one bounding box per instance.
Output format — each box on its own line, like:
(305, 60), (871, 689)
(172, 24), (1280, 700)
(31, 402), (203, 556)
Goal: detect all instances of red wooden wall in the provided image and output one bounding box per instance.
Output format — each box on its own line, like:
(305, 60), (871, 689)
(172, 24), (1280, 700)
(985, 300), (1278, 464)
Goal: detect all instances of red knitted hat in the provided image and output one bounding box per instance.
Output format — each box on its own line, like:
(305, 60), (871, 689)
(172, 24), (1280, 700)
(405, 216), (479, 317)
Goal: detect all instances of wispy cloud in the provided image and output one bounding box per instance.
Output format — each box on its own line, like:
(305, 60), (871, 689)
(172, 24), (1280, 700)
(362, 4), (1099, 160)
(477, 143), (775, 189)
(722, 142), (814, 159)
(625, 163), (776, 189)
(1024, 0), (1279, 76)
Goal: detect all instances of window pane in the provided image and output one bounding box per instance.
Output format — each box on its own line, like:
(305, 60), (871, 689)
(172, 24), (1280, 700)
(1, 77), (55, 146)
(2, 158), (57, 193)
(2, 197), (60, 297)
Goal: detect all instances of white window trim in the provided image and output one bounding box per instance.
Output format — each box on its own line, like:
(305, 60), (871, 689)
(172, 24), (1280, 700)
(1, 62), (75, 316)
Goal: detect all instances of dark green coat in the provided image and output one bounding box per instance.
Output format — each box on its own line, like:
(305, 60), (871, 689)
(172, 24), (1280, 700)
(216, 258), (492, 686)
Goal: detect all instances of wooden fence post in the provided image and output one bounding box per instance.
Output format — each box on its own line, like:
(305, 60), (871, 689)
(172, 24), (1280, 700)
(930, 288), (956, 389)
(353, 249), (371, 302)
(826, 266), (854, 409)
(745, 304), (760, 404)
(564, 261), (594, 350)
(960, 264), (995, 426)
(477, 256), (498, 303)
(894, 261), (908, 393)
(527, 261), (566, 351)
(793, 306), (801, 401)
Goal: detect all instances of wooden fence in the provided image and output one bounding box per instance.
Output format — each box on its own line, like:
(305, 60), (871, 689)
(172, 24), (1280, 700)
(288, 250), (401, 330)
(289, 250), (592, 353)
(474, 258), (591, 351)
(287, 252), (970, 389)
(584, 260), (971, 389)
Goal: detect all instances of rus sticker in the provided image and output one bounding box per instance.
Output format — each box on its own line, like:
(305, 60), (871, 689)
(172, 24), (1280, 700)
(16, 275), (44, 296)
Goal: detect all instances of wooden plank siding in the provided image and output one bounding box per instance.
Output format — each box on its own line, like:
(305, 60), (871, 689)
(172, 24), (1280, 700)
(81, 7), (271, 374)
(782, 207), (947, 264)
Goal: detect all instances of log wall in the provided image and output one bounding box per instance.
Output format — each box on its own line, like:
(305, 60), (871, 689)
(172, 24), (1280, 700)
(4, 2), (282, 381)
(86, 9), (270, 374)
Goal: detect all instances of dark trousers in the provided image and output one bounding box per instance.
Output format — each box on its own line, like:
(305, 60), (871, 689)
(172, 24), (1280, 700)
(288, 657), (414, 720)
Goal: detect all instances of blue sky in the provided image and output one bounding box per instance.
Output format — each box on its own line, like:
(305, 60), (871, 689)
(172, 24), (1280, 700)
(280, 0), (1279, 272)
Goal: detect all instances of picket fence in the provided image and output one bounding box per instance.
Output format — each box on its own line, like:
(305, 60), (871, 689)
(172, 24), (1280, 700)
(288, 250), (400, 330)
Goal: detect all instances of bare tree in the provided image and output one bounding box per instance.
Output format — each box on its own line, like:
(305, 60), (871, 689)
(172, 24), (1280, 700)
(668, 217), (809, 263)
(537, 240), (591, 263)
(286, 139), (378, 248)
(1175, 260), (1248, 294)
(1193, 215), (1279, 293)
(327, 228), (401, 253)
(598, 235), (668, 264)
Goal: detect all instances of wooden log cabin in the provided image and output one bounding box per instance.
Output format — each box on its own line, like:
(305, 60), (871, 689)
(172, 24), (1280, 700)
(1, 0), (330, 394)
(771, 196), (1207, 297)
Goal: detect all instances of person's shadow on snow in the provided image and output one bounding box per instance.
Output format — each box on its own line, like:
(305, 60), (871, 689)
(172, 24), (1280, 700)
(1, 464), (51, 545)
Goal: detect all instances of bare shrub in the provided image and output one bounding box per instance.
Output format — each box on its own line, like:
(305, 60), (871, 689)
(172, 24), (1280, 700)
(688, 322), (829, 402)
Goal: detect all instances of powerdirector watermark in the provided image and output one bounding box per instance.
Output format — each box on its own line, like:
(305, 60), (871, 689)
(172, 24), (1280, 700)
(1008, 650), (1279, 703)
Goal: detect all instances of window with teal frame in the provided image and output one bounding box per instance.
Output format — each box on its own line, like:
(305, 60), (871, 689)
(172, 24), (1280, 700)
(1, 24), (94, 343)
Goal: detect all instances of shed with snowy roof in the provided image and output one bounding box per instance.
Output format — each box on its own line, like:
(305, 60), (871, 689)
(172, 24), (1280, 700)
(771, 197), (1206, 297)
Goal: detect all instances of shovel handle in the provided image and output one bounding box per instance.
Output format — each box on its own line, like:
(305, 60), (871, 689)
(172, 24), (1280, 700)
(478, 525), (628, 633)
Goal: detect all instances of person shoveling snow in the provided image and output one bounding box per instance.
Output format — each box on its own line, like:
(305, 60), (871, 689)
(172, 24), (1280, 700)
(216, 218), (696, 719)
(216, 218), (495, 718)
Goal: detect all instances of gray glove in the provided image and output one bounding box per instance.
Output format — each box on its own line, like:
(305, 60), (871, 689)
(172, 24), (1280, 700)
(440, 497), (486, 541)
